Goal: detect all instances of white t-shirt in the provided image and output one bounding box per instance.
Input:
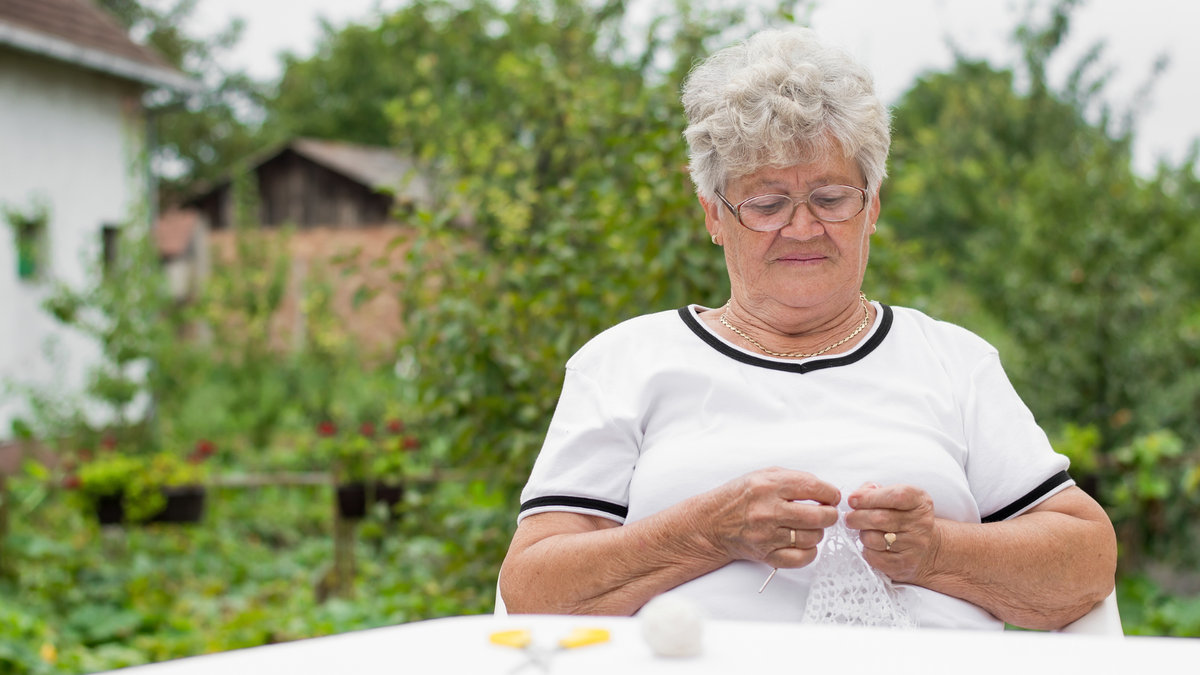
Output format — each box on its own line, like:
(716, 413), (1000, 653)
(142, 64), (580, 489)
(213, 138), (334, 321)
(518, 303), (1073, 629)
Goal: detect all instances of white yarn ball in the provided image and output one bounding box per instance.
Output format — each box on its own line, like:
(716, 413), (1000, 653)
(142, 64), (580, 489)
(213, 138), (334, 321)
(640, 594), (705, 657)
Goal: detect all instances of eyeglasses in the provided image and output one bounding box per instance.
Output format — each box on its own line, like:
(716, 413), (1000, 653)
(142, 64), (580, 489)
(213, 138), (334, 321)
(715, 185), (868, 232)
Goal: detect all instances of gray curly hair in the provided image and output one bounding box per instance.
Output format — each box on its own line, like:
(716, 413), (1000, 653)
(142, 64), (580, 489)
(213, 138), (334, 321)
(682, 27), (891, 202)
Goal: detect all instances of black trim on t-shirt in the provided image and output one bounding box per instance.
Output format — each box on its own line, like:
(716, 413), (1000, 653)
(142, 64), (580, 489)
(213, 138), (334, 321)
(980, 470), (1073, 523)
(676, 303), (893, 374)
(520, 495), (629, 519)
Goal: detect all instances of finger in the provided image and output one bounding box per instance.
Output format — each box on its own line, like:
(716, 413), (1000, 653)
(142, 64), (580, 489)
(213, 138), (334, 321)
(772, 523), (825, 551)
(847, 481), (881, 501)
(783, 526), (825, 550)
(859, 529), (899, 553)
(777, 502), (839, 530)
(862, 549), (902, 579)
(848, 483), (924, 511)
(764, 545), (820, 569)
(844, 507), (912, 532)
(776, 471), (841, 506)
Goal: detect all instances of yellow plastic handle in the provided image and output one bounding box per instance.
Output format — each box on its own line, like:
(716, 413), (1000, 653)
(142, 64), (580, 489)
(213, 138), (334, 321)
(489, 629), (532, 649)
(559, 628), (610, 649)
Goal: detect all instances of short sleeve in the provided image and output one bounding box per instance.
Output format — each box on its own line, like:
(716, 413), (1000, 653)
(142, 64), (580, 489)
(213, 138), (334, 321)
(964, 352), (1074, 522)
(517, 366), (640, 524)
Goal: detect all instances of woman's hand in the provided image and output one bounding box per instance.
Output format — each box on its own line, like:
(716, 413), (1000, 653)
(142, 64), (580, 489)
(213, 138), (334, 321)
(845, 482), (942, 585)
(698, 467), (841, 569)
(501, 467), (839, 615)
(844, 483), (1115, 629)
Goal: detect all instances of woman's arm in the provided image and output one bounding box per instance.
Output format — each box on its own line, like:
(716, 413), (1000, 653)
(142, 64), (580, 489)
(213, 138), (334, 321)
(847, 484), (1117, 630)
(500, 467), (840, 615)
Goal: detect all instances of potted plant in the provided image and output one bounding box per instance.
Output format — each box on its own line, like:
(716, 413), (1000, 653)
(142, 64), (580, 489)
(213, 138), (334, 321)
(68, 442), (214, 524)
(317, 420), (417, 519)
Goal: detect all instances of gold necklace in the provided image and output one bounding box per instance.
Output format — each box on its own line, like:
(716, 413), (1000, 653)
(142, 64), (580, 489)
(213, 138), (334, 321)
(719, 292), (871, 359)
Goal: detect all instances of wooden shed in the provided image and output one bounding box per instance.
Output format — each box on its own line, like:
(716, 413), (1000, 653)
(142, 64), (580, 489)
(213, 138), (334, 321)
(187, 138), (432, 229)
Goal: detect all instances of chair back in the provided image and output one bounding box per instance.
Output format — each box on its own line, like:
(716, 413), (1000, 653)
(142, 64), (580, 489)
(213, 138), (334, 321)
(1057, 589), (1122, 637)
(494, 579), (508, 616)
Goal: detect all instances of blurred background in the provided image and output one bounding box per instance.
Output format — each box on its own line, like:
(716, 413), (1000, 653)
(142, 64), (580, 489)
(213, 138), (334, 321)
(1, 0), (1199, 670)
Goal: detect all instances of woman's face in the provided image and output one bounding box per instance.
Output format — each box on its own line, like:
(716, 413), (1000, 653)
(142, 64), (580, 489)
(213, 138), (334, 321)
(701, 153), (880, 314)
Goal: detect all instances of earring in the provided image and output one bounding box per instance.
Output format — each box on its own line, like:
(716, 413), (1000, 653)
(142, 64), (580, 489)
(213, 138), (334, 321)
(711, 234), (719, 245)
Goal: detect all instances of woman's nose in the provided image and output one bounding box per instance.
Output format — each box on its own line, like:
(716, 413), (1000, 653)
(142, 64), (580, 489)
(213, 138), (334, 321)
(779, 201), (825, 240)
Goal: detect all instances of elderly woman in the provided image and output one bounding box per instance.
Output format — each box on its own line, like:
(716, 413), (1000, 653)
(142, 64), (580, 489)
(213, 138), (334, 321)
(499, 27), (1116, 630)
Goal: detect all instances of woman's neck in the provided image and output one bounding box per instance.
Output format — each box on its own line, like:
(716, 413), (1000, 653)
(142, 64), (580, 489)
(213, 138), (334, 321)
(700, 291), (875, 359)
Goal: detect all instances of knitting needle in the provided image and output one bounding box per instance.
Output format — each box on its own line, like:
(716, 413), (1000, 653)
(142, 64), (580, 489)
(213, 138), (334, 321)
(758, 568), (778, 593)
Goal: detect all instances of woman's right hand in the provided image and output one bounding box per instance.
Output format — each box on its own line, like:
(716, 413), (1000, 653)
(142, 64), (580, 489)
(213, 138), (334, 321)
(694, 467), (840, 569)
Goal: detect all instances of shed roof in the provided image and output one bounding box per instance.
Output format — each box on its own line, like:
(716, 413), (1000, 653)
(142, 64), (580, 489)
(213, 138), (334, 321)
(191, 138), (434, 206)
(291, 138), (429, 198)
(0, 0), (197, 92)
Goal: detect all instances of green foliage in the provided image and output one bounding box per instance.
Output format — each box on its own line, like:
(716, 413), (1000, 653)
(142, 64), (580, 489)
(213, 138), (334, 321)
(1105, 431), (1200, 566)
(1050, 423), (1102, 475)
(313, 422), (423, 483)
(0, 475), (494, 673)
(1118, 574), (1200, 637)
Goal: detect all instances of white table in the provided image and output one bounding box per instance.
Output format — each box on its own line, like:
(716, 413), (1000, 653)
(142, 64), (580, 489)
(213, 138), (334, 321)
(117, 614), (1198, 675)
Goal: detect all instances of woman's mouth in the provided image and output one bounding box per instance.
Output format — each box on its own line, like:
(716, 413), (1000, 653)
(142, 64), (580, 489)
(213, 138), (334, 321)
(776, 253), (828, 264)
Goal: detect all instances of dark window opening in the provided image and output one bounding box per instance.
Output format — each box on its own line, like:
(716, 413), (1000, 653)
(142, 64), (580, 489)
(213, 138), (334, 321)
(102, 225), (119, 275)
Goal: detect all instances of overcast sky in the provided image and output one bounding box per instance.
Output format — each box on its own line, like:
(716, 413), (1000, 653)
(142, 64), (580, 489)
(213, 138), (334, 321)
(188, 0), (1200, 175)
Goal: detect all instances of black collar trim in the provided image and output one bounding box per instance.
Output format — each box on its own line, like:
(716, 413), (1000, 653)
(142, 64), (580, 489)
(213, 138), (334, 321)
(677, 303), (893, 374)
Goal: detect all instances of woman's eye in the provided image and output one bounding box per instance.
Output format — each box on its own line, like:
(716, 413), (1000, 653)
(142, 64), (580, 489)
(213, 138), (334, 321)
(746, 198), (789, 215)
(812, 195), (846, 209)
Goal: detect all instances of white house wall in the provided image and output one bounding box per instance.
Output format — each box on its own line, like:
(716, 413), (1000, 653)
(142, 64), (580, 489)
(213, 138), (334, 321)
(0, 47), (145, 439)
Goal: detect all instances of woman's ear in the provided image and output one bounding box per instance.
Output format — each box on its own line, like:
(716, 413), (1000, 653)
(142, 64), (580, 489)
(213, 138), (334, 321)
(700, 194), (723, 245)
(868, 190), (881, 232)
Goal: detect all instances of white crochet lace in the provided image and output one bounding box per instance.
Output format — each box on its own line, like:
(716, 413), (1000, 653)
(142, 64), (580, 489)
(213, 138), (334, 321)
(799, 509), (918, 628)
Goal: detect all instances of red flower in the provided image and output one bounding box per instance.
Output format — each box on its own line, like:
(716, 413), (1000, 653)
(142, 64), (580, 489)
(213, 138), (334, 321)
(386, 419), (405, 434)
(317, 421), (337, 437)
(77, 448), (93, 462)
(402, 436), (420, 451)
(360, 422), (376, 437)
(195, 439), (217, 456)
(100, 435), (117, 451)
(62, 475), (81, 490)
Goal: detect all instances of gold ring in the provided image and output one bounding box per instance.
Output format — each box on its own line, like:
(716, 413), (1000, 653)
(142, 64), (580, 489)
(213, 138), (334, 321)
(790, 529), (796, 548)
(884, 532), (897, 551)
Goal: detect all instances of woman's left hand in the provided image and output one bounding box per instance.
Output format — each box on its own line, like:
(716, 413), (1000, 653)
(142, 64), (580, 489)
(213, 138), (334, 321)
(845, 482), (942, 585)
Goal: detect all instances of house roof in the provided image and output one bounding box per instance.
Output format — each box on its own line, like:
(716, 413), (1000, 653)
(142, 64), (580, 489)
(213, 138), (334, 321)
(0, 0), (198, 92)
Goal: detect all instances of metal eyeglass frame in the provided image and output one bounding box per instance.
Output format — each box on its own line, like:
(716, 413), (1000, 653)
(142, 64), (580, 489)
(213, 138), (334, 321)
(715, 184), (869, 232)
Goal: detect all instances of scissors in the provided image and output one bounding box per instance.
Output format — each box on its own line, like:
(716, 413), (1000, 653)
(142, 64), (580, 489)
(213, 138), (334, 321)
(489, 627), (610, 673)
